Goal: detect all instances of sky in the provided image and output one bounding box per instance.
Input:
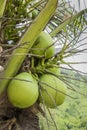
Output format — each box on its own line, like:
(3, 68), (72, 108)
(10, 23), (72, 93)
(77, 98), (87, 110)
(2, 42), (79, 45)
(64, 0), (87, 74)
(69, 0), (87, 11)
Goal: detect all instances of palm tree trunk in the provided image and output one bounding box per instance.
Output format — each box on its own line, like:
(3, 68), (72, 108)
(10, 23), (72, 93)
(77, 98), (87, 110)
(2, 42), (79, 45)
(0, 92), (40, 130)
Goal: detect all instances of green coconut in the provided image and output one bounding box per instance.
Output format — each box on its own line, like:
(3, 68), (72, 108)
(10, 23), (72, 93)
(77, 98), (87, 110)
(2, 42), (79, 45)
(7, 72), (39, 108)
(39, 74), (67, 108)
(32, 31), (55, 59)
(46, 67), (60, 75)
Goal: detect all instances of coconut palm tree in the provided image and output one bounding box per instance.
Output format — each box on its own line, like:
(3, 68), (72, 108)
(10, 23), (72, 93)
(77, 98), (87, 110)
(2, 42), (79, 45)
(0, 0), (87, 130)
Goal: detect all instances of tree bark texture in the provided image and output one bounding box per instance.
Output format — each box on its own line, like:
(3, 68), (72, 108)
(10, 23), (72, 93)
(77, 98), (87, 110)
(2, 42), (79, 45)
(0, 93), (40, 130)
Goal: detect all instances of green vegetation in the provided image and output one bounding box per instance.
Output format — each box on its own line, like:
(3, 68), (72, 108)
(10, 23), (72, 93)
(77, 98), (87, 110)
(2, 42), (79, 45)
(0, 0), (87, 129)
(7, 72), (39, 108)
(39, 74), (67, 108)
(32, 31), (55, 59)
(39, 71), (87, 130)
(47, 67), (60, 75)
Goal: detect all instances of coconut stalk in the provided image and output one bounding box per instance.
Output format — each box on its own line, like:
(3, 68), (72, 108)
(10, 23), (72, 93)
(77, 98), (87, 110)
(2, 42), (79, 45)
(0, 0), (7, 26)
(0, 0), (58, 96)
(0, 0), (7, 16)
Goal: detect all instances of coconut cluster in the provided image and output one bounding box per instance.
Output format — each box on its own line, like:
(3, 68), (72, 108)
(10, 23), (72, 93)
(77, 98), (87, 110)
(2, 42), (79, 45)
(7, 31), (67, 109)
